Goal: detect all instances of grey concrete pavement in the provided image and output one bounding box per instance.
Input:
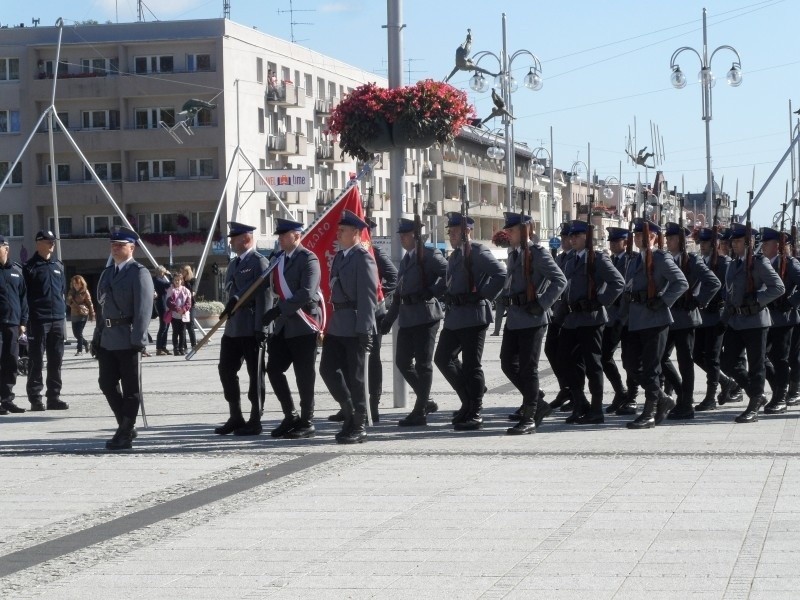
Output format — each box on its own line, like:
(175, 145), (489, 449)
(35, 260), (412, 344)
(1, 321), (800, 599)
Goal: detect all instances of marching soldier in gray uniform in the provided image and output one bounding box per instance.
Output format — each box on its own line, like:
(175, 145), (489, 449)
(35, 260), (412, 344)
(557, 220), (625, 424)
(319, 210), (378, 444)
(263, 218), (323, 439)
(661, 222), (721, 419)
(434, 212), (506, 431)
(214, 222), (270, 436)
(620, 219), (689, 429)
(602, 226), (638, 416)
(543, 222), (574, 412)
(759, 227), (800, 414)
(499, 213), (566, 435)
(91, 226), (154, 450)
(719, 223), (785, 423)
(692, 227), (739, 411)
(379, 218), (447, 426)
(0, 236), (28, 415)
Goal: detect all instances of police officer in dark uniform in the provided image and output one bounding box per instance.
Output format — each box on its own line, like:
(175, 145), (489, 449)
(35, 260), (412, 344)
(263, 218), (323, 439)
(23, 230), (68, 411)
(379, 218), (447, 426)
(543, 222), (574, 411)
(92, 226), (155, 450)
(620, 219), (689, 429)
(0, 236), (28, 415)
(661, 222), (721, 419)
(214, 222), (270, 436)
(759, 227), (800, 414)
(498, 212), (566, 434)
(720, 223), (785, 423)
(692, 227), (738, 411)
(319, 210), (378, 444)
(557, 220), (625, 424)
(435, 212), (506, 431)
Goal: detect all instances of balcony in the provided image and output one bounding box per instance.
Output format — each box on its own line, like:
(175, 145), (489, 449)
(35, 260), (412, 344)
(314, 96), (339, 115)
(268, 133), (308, 156)
(316, 188), (344, 207)
(266, 83), (306, 108)
(31, 178), (219, 206)
(316, 141), (335, 161)
(30, 123), (219, 154)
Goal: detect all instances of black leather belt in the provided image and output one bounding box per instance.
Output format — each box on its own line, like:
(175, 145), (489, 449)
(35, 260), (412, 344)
(401, 294), (426, 305)
(624, 290), (648, 304)
(504, 293), (529, 307)
(105, 317), (132, 327)
(333, 301), (355, 310)
(444, 293), (482, 306)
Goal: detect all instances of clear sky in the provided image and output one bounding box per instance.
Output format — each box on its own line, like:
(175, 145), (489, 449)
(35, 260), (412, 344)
(4, 0), (799, 227)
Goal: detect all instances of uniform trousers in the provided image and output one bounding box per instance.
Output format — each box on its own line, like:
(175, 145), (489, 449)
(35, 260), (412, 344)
(434, 325), (487, 408)
(500, 324), (546, 406)
(557, 325), (604, 400)
(27, 319), (64, 402)
(395, 321), (439, 402)
(790, 325), (800, 387)
(720, 327), (768, 398)
(765, 324), (793, 394)
(218, 335), (264, 409)
(97, 347), (141, 420)
(367, 331), (383, 400)
(692, 323), (725, 386)
(619, 328), (641, 390)
(661, 328), (696, 404)
(320, 334), (367, 415)
(544, 321), (572, 390)
(266, 331), (318, 417)
(0, 324), (20, 401)
(600, 320), (626, 393)
(622, 324), (669, 397)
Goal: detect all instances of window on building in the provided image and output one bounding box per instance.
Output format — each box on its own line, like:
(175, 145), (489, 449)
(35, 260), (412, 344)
(81, 109), (120, 130)
(0, 110), (21, 133)
(152, 213), (182, 233)
(0, 58), (20, 81)
(46, 164), (71, 183)
(304, 73), (312, 97)
(80, 58), (118, 76)
(136, 160), (176, 181)
(187, 53), (211, 72)
(317, 77), (325, 99)
(296, 117), (302, 135)
(281, 67), (291, 82)
(256, 58), (264, 83)
(306, 120), (314, 140)
(260, 209), (267, 235)
(48, 216), (73, 236)
(135, 107), (175, 129)
(258, 158), (266, 170)
(0, 162), (22, 185)
(189, 158), (213, 179)
(258, 108), (265, 134)
(0, 214), (23, 237)
(86, 215), (122, 234)
(43, 59), (68, 78)
(192, 211), (218, 235)
(328, 81), (337, 99)
(192, 108), (212, 127)
(134, 55), (174, 74)
(84, 162), (122, 182)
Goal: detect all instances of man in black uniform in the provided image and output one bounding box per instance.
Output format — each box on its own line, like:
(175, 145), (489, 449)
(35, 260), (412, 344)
(263, 218), (323, 439)
(92, 226), (155, 450)
(543, 222), (574, 411)
(214, 222), (270, 436)
(379, 218), (447, 426)
(0, 236), (28, 415)
(23, 230), (68, 411)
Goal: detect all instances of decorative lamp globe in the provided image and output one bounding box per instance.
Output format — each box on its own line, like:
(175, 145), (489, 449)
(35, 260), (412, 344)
(524, 69), (543, 91)
(726, 64), (742, 87)
(533, 163), (546, 177)
(603, 186), (615, 201)
(670, 66), (687, 89)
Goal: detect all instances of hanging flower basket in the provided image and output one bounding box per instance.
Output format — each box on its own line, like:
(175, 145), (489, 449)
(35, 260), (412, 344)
(328, 80), (475, 162)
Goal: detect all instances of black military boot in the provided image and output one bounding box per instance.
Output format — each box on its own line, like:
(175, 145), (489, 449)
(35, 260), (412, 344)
(534, 391), (552, 427)
(626, 393), (658, 429)
(695, 383), (718, 412)
(269, 414), (299, 438)
(214, 400), (246, 435)
(507, 403), (536, 435)
(667, 388), (694, 420)
(786, 381), (800, 406)
(764, 389), (788, 414)
(735, 394), (767, 423)
(334, 407), (355, 443)
(508, 406), (524, 421)
(718, 375), (743, 405)
(655, 391), (676, 425)
(327, 409), (345, 422)
(112, 411), (138, 440)
(235, 405), (264, 436)
(454, 398), (483, 431)
(1, 399), (26, 413)
(399, 398), (429, 427)
(549, 388), (571, 411)
(606, 387), (629, 414)
(285, 406), (315, 439)
(565, 391), (590, 424)
(577, 393), (604, 425)
(616, 387), (639, 416)
(106, 416), (136, 450)
(425, 400), (439, 414)
(337, 411), (366, 444)
(369, 395), (381, 424)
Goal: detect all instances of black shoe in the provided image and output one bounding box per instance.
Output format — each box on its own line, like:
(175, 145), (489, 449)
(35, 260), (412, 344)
(337, 416), (366, 444)
(425, 401), (439, 414)
(454, 413), (483, 431)
(695, 397), (718, 412)
(270, 415), (299, 438)
(666, 405), (695, 420)
(508, 406), (523, 421)
(615, 402), (638, 416)
(327, 410), (345, 422)
(764, 399), (788, 414)
(0, 406), (7, 415)
(655, 394), (675, 425)
(548, 389), (570, 410)
(234, 420), (263, 436)
(560, 400), (574, 413)
(47, 399), (69, 410)
(284, 421), (315, 439)
(30, 400), (46, 412)
(534, 401), (553, 428)
(214, 417), (246, 435)
(398, 411), (427, 427)
(451, 404), (470, 424)
(576, 411), (604, 425)
(105, 434), (132, 450)
(605, 390), (628, 414)
(734, 395), (767, 424)
(2, 400), (27, 413)
(506, 419), (536, 435)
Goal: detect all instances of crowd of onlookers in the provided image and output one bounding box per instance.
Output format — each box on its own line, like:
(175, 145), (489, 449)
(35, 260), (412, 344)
(150, 264), (197, 356)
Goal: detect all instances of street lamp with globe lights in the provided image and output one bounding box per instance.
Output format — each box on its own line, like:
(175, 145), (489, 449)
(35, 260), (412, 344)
(569, 159), (590, 220)
(532, 146), (556, 235)
(468, 12), (543, 212)
(669, 7), (742, 223)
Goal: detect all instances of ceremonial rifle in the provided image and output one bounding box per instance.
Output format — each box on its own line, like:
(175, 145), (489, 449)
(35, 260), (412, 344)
(642, 186), (656, 299)
(710, 197), (721, 271)
(461, 171), (474, 293)
(586, 193), (596, 300)
(678, 188), (688, 270)
(745, 190), (755, 296)
(626, 189), (635, 258)
(413, 183), (427, 289)
(521, 189), (536, 302)
(793, 191), (799, 259)
(779, 200), (788, 280)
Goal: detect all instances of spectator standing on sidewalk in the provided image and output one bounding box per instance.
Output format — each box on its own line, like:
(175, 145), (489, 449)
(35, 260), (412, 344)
(67, 275), (95, 356)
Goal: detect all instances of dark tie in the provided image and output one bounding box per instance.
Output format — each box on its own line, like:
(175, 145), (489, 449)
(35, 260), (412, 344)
(284, 254), (291, 273)
(234, 257), (241, 268)
(114, 266), (120, 276)
(510, 249), (519, 262)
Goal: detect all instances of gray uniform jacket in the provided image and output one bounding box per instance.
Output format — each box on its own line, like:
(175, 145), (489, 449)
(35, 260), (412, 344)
(550, 250), (574, 326)
(622, 249), (689, 333)
(384, 246), (448, 329)
(328, 244), (378, 337)
(224, 250), (270, 338)
(443, 242), (506, 331)
(766, 255), (800, 327)
(722, 253), (785, 331)
(268, 245), (323, 339)
(699, 254), (731, 328)
(561, 249), (625, 329)
(373, 245), (398, 319)
(93, 261), (155, 351)
(501, 243), (567, 331)
(668, 252), (721, 330)
(608, 251), (635, 325)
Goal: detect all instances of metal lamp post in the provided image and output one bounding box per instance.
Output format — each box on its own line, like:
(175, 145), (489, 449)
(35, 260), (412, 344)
(532, 145), (555, 238)
(669, 7), (742, 221)
(468, 12), (543, 212)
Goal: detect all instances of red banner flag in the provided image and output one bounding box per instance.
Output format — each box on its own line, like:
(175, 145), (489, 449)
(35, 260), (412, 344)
(301, 185), (382, 331)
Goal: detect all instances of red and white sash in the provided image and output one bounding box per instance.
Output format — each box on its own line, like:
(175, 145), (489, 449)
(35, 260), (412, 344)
(274, 254), (326, 332)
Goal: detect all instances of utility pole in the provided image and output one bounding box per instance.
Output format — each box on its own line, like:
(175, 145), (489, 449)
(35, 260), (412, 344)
(223, 0), (230, 20)
(277, 0), (315, 43)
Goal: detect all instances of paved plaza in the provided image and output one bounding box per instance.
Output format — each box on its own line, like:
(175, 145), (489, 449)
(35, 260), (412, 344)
(1, 323), (800, 599)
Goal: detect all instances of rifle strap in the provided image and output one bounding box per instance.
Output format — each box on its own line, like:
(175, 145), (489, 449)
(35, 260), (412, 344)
(645, 247), (656, 299)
